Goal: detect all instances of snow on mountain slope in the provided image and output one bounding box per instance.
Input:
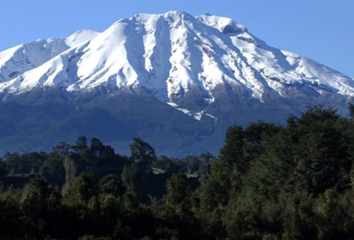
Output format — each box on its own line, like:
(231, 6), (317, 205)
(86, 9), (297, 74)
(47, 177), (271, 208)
(0, 38), (69, 83)
(0, 11), (353, 120)
(0, 29), (99, 84)
(64, 30), (100, 47)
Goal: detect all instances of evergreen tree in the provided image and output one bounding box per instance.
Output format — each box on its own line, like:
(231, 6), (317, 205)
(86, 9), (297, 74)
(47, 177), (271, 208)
(129, 138), (157, 173)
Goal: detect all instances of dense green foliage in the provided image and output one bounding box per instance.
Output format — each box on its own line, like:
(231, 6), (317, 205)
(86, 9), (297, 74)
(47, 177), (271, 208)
(2, 105), (354, 239)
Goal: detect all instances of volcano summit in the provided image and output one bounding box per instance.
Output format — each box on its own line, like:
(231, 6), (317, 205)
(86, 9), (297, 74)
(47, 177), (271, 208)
(0, 11), (353, 156)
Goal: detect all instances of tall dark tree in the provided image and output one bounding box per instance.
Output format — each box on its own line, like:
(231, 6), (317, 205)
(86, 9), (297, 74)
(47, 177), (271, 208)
(164, 173), (191, 214)
(65, 172), (95, 205)
(51, 141), (71, 157)
(20, 179), (62, 239)
(0, 193), (23, 239)
(98, 174), (125, 196)
(39, 151), (66, 188)
(121, 163), (146, 200)
(3, 152), (21, 174)
(163, 173), (201, 240)
(0, 158), (7, 180)
(72, 136), (88, 154)
(129, 138), (157, 173)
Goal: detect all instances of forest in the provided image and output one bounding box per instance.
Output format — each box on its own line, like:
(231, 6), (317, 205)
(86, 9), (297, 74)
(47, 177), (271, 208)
(1, 105), (354, 239)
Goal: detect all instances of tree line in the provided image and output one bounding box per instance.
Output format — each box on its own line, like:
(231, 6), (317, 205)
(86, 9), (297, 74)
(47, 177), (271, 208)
(1, 105), (354, 239)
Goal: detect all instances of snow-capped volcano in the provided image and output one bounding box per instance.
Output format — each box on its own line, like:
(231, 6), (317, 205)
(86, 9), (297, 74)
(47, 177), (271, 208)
(1, 11), (353, 120)
(0, 11), (353, 157)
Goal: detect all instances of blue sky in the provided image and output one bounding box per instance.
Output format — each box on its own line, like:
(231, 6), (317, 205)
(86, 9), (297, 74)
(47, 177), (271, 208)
(1, 0), (353, 77)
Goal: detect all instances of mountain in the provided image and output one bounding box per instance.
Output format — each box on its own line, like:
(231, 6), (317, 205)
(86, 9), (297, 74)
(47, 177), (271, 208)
(0, 11), (353, 157)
